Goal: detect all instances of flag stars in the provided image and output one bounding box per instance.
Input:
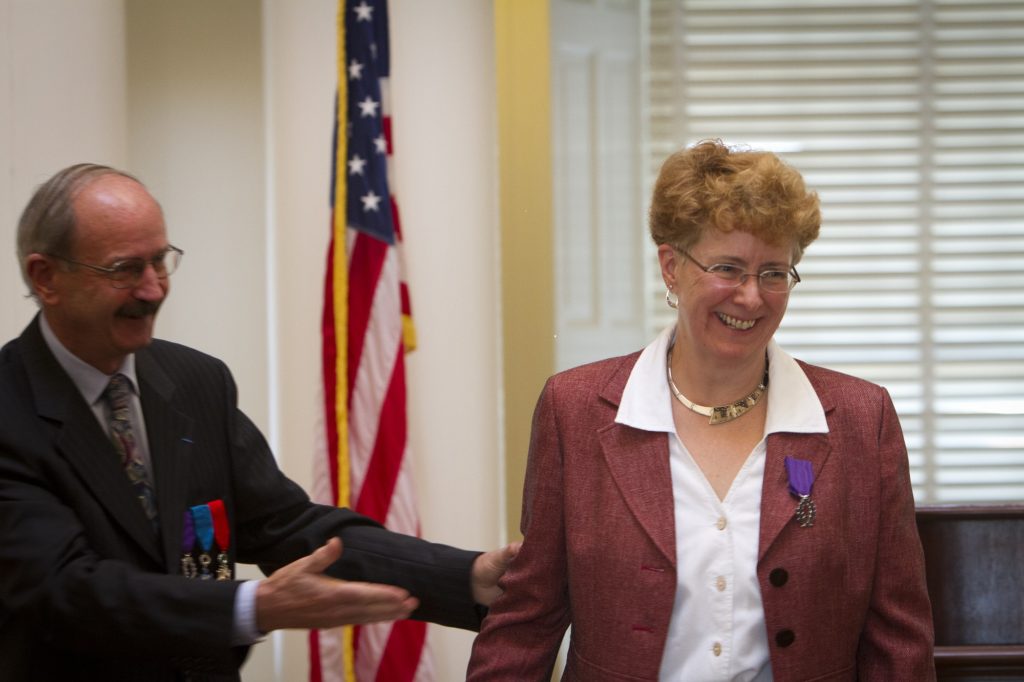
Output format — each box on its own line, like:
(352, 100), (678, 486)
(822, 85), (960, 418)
(374, 134), (388, 154)
(358, 96), (380, 118)
(361, 191), (382, 212)
(348, 154), (367, 176)
(353, 1), (373, 22)
(348, 59), (364, 80)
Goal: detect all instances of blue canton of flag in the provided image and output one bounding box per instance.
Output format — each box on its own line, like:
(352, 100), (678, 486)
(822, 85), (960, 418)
(345, 0), (395, 244)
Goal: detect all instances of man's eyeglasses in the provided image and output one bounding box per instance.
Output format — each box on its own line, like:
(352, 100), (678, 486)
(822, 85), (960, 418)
(51, 245), (184, 290)
(679, 249), (800, 293)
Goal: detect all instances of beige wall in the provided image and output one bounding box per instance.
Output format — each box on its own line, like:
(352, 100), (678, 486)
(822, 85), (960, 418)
(126, 0), (270, 427)
(0, 0), (504, 679)
(0, 0), (128, 343)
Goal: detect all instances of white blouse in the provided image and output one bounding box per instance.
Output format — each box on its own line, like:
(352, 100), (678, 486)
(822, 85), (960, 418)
(615, 326), (828, 681)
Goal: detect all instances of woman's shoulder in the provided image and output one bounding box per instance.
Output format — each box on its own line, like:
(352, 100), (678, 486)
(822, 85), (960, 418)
(795, 359), (890, 403)
(544, 350), (644, 403)
(553, 349), (642, 382)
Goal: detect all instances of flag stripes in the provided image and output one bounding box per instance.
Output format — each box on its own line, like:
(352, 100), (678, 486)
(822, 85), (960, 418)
(312, 1), (431, 680)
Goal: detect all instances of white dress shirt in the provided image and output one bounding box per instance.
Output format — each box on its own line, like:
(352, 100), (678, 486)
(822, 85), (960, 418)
(615, 326), (828, 681)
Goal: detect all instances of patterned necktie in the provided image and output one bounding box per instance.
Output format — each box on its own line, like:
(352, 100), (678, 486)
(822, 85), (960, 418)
(104, 374), (159, 526)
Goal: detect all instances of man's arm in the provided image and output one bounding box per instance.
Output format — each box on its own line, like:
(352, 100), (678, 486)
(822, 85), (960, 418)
(256, 537), (417, 631)
(253, 538), (518, 633)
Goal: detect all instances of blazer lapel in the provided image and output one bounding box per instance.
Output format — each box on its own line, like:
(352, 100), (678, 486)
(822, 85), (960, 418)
(759, 359), (841, 560)
(21, 319), (163, 564)
(136, 350), (195, 575)
(596, 352), (676, 565)
(598, 424), (676, 565)
(759, 431), (832, 560)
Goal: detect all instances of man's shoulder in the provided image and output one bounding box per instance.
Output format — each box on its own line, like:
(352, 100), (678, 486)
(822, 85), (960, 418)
(0, 320), (44, 395)
(0, 336), (28, 401)
(145, 338), (225, 364)
(139, 338), (231, 380)
(0, 334), (23, 369)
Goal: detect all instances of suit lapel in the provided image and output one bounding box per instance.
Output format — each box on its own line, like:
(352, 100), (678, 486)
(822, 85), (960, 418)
(136, 349), (195, 574)
(759, 359), (839, 560)
(54, 413), (164, 561)
(595, 352), (676, 565)
(21, 319), (163, 564)
(598, 424), (676, 565)
(759, 430), (833, 561)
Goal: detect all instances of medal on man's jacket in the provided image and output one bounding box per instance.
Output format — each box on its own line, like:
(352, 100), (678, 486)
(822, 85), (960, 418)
(784, 456), (816, 528)
(180, 510), (198, 579)
(191, 504), (215, 579)
(182, 500), (232, 580)
(208, 499), (233, 581)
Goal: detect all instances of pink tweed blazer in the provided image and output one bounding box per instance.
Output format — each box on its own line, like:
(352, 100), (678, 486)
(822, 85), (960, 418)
(468, 351), (935, 681)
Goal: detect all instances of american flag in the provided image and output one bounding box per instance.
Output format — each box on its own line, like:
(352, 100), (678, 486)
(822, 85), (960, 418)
(310, 1), (431, 680)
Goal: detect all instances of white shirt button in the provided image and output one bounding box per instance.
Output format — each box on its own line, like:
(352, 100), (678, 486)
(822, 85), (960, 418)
(715, 576), (727, 591)
(712, 642), (722, 657)
(716, 516), (727, 530)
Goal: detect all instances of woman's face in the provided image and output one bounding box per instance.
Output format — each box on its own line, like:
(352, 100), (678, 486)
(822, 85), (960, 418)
(660, 228), (796, 368)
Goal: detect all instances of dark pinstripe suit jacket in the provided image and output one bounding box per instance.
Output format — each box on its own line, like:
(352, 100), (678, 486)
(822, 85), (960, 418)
(0, 316), (480, 681)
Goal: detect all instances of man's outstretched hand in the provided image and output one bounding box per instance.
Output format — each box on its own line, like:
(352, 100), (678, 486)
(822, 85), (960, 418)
(255, 537), (418, 632)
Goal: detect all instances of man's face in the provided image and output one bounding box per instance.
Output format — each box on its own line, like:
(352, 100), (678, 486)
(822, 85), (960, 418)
(43, 175), (170, 374)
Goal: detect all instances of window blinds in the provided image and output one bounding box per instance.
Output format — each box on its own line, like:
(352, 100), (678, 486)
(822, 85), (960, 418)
(644, 0), (1024, 502)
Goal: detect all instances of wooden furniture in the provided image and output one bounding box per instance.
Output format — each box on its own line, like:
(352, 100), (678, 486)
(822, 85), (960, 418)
(916, 504), (1024, 681)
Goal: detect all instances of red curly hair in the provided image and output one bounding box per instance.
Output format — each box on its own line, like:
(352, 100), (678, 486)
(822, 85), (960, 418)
(649, 139), (821, 262)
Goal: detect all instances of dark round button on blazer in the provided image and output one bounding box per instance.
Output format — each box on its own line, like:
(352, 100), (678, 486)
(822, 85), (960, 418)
(776, 629), (796, 648)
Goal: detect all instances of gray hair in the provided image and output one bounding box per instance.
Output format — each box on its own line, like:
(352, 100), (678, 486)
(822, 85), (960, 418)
(16, 163), (142, 294)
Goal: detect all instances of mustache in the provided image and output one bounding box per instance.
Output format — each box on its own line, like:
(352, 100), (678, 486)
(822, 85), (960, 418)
(116, 300), (161, 319)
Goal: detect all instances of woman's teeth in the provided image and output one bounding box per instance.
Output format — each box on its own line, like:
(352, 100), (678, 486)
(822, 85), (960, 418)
(718, 312), (755, 330)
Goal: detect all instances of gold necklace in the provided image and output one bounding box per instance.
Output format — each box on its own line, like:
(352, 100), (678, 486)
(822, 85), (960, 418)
(666, 347), (769, 425)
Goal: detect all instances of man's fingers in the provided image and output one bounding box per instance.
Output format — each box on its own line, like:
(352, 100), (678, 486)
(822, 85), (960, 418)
(499, 541), (521, 566)
(482, 541), (521, 575)
(256, 541), (420, 631)
(470, 541), (522, 606)
(330, 581), (419, 624)
(274, 537), (342, 578)
(303, 537), (343, 574)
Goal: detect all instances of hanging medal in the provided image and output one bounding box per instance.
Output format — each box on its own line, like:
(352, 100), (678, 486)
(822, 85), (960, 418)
(784, 456), (817, 528)
(181, 510), (198, 578)
(190, 503), (215, 579)
(208, 499), (232, 581)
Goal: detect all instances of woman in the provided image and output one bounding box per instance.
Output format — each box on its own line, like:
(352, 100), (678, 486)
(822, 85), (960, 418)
(467, 140), (934, 681)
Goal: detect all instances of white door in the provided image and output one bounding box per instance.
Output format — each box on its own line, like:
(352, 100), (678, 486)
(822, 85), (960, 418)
(551, 0), (647, 372)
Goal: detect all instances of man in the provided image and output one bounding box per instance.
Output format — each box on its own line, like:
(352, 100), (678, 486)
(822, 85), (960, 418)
(0, 164), (513, 680)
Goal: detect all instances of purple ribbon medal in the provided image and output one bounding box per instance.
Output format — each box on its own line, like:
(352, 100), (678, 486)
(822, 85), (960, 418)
(784, 456), (816, 528)
(181, 510), (198, 578)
